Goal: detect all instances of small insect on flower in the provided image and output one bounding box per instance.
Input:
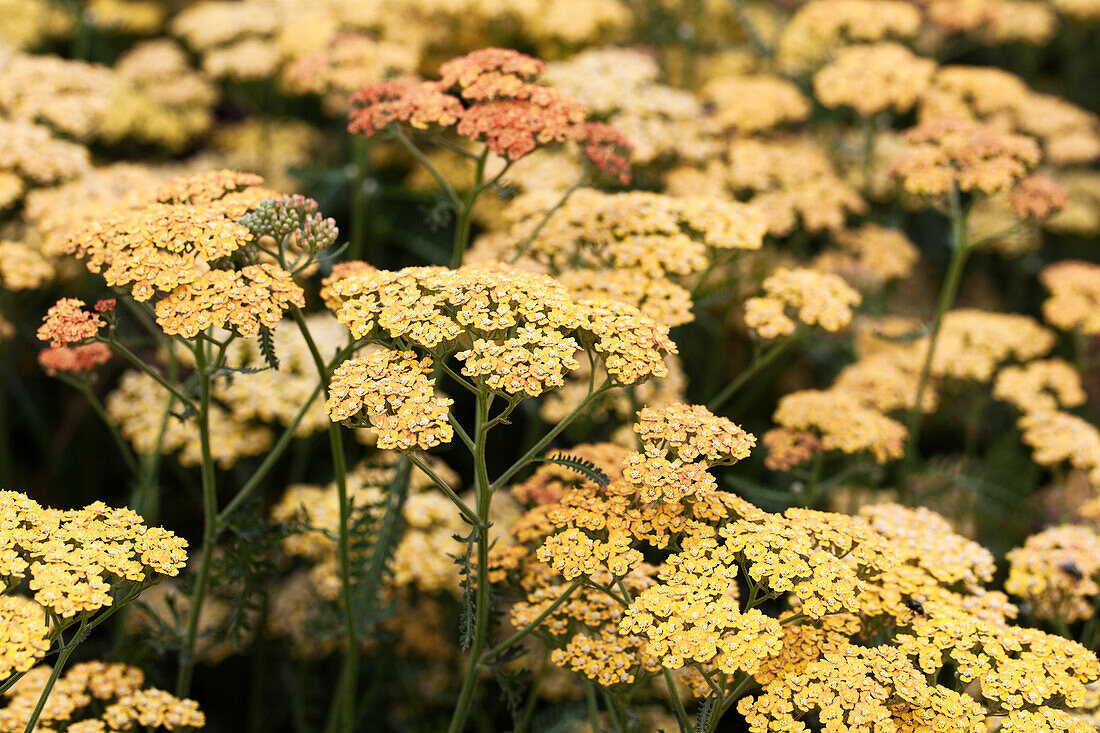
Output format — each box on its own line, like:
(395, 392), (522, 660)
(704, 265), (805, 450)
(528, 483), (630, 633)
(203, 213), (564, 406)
(1059, 562), (1085, 581)
(903, 598), (927, 617)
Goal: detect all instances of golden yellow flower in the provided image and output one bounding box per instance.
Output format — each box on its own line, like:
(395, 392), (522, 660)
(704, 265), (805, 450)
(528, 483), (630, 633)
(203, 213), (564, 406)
(813, 42), (936, 117)
(1018, 410), (1100, 486)
(1040, 260), (1100, 334)
(0, 241), (52, 291)
(1, 662), (204, 730)
(776, 0), (922, 72)
(326, 349), (453, 451)
(1007, 525), (1100, 622)
(744, 267), (862, 338)
(700, 74), (810, 134)
(0, 596), (50, 680)
(0, 490), (186, 619)
(773, 390), (908, 463)
(993, 359), (1087, 414)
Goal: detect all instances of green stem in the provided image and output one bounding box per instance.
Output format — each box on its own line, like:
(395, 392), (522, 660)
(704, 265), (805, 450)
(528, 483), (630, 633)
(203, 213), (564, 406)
(491, 380), (613, 491)
(481, 580), (582, 661)
(389, 126), (463, 210)
(707, 335), (796, 412)
(447, 389), (494, 733)
(515, 648), (550, 733)
(900, 185), (971, 499)
(216, 380), (326, 524)
(285, 307), (358, 733)
(102, 337), (196, 411)
(663, 669), (691, 733)
(450, 149), (489, 269)
(64, 375), (140, 478)
(583, 680), (601, 733)
(328, 423), (358, 733)
(176, 342), (218, 698)
(406, 452), (480, 527)
(508, 173), (586, 265)
(23, 615), (87, 733)
(348, 135), (374, 264)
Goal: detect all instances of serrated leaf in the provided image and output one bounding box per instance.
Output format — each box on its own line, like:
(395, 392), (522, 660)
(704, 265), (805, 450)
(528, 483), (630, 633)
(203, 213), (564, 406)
(537, 452), (610, 487)
(259, 327), (280, 371)
(695, 694), (718, 732)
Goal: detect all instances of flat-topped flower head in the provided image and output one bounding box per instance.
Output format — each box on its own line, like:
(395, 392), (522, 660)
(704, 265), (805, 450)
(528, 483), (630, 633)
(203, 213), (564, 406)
(633, 402), (755, 464)
(62, 170), (308, 339)
(1, 662), (204, 730)
(36, 298), (105, 348)
(931, 309), (1055, 382)
(348, 47), (631, 174)
(323, 265), (675, 424)
(0, 491), (186, 619)
(700, 74), (810, 134)
(890, 117), (1042, 196)
(1007, 525), (1100, 622)
(773, 389), (907, 463)
(0, 596), (51, 680)
(0, 241), (53, 290)
(1008, 173), (1069, 220)
(153, 264), (305, 339)
(38, 342), (112, 377)
(744, 267), (862, 338)
(814, 42), (936, 117)
(1017, 410), (1100, 486)
(993, 359), (1087, 414)
(326, 349), (453, 451)
(1040, 260), (1100, 334)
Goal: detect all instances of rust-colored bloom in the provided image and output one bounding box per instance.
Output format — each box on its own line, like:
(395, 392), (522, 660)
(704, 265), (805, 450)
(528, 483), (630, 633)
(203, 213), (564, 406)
(38, 342), (112, 377)
(36, 298), (105, 347)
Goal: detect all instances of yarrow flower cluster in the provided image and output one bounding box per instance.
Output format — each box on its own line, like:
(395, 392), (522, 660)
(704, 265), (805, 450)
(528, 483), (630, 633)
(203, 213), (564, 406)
(1040, 260), (1100, 334)
(889, 117), (1043, 196)
(480, 188), (765, 327)
(322, 264), (676, 446)
(0, 491), (186, 621)
(63, 170), (312, 339)
(326, 350), (453, 451)
(36, 298), (105, 348)
(744, 267), (862, 339)
(348, 48), (631, 180)
(1, 662), (204, 730)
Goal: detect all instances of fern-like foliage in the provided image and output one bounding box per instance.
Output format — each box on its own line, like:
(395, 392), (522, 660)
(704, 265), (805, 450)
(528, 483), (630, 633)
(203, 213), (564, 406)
(453, 524), (478, 651)
(695, 694), (718, 732)
(536, 452), (611, 487)
(258, 326), (280, 370)
(350, 457), (412, 636)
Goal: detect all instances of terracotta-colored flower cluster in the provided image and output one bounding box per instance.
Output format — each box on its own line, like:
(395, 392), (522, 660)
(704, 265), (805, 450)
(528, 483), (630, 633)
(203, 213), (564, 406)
(349, 48), (631, 180)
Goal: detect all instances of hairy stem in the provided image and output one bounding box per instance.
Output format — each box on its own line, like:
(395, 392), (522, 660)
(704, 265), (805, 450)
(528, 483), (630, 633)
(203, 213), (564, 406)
(447, 389), (494, 733)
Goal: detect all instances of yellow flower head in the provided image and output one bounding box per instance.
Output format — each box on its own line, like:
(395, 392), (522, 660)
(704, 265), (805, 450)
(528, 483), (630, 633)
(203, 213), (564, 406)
(773, 389), (908, 463)
(0, 491), (186, 619)
(1041, 260), (1100, 334)
(994, 359), (1087, 414)
(744, 267), (862, 338)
